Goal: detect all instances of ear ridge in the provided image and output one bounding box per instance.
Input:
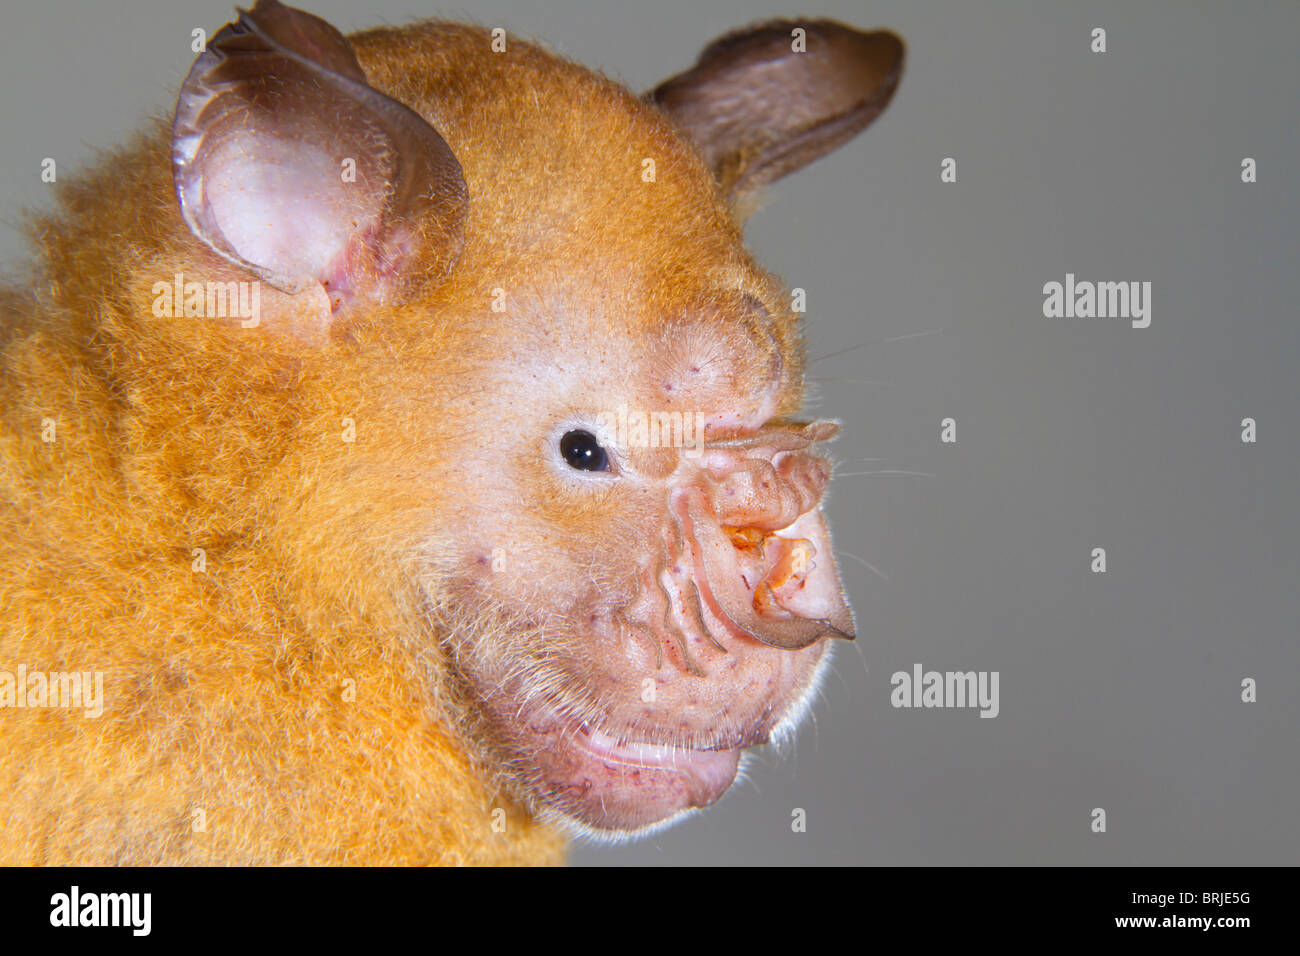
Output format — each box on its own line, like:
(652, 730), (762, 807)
(172, 0), (467, 302)
(649, 19), (904, 204)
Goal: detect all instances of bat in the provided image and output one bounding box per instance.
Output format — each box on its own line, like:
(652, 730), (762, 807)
(0, 0), (902, 864)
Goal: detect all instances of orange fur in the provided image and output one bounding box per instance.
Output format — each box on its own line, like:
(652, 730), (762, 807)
(0, 22), (703, 866)
(0, 9), (900, 864)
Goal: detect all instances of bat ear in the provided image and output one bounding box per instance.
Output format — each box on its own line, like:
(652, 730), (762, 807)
(172, 0), (467, 307)
(649, 20), (903, 209)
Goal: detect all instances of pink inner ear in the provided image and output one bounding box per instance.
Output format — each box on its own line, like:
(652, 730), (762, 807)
(203, 136), (377, 289)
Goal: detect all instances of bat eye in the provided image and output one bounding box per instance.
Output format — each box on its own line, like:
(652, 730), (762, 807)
(559, 430), (609, 473)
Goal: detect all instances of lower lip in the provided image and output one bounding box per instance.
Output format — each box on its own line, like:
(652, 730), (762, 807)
(559, 724), (744, 823)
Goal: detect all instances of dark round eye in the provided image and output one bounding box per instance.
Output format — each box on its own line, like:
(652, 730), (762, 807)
(559, 430), (609, 473)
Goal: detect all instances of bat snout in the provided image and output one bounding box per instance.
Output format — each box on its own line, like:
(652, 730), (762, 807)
(657, 422), (855, 656)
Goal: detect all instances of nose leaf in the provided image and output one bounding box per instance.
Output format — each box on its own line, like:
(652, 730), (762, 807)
(682, 499), (853, 650)
(670, 421), (855, 651)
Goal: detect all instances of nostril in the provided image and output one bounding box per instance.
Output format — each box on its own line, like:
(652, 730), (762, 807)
(721, 523), (819, 619)
(723, 526), (765, 552)
(768, 538), (814, 588)
(722, 524), (769, 590)
(756, 536), (816, 618)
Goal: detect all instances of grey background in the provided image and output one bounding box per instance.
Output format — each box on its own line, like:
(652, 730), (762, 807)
(2, 0), (1296, 865)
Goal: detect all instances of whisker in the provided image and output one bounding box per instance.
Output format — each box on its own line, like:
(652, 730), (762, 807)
(808, 327), (945, 364)
(807, 375), (895, 387)
(833, 469), (935, 479)
(883, 329), (947, 343)
(848, 637), (870, 681)
(838, 549), (889, 581)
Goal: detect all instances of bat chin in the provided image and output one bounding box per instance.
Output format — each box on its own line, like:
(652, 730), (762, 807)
(543, 722), (746, 836)
(511, 652), (826, 837)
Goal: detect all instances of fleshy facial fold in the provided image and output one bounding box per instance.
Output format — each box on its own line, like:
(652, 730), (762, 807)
(665, 420), (855, 652)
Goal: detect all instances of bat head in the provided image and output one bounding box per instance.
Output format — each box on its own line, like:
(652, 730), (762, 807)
(167, 0), (902, 836)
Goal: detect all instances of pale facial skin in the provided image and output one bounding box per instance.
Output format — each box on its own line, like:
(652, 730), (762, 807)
(427, 299), (854, 835)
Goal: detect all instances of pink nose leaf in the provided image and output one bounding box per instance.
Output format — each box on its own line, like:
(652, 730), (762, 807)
(676, 496), (854, 651)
